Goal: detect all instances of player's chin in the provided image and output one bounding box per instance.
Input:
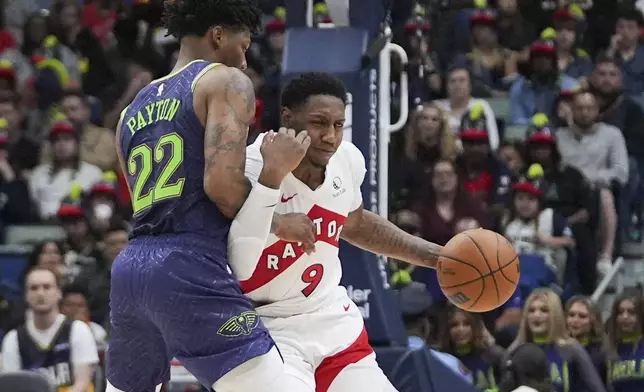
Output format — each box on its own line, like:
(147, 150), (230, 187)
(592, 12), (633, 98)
(310, 151), (334, 168)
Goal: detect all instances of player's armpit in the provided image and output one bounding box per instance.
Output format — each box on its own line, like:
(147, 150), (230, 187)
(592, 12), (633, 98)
(198, 66), (257, 219)
(340, 205), (441, 269)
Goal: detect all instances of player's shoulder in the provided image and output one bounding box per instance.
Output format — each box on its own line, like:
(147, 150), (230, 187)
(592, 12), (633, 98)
(335, 140), (365, 165)
(193, 63), (252, 94)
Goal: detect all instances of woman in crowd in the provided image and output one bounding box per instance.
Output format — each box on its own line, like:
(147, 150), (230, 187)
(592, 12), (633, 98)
(565, 295), (608, 384)
(413, 159), (489, 247)
(26, 239), (67, 282)
(435, 68), (500, 150)
(508, 288), (605, 392)
(439, 306), (504, 390)
(391, 103), (459, 211)
(606, 292), (644, 392)
(29, 120), (103, 220)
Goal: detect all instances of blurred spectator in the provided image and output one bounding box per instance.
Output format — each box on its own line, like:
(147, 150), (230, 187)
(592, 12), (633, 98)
(525, 119), (598, 295)
(85, 172), (124, 236)
(503, 174), (575, 286)
(456, 107), (512, 215)
(412, 159), (489, 247)
(56, 192), (101, 281)
(74, 221), (128, 326)
(509, 35), (579, 125)
(0, 91), (39, 173)
(438, 306), (504, 390)
(553, 7), (593, 86)
(26, 240), (66, 284)
(0, 266), (99, 392)
(507, 289), (606, 392)
(603, 8), (644, 107)
(496, 342), (552, 392)
(403, 11), (442, 105)
(21, 11), (49, 58)
(496, 0), (537, 52)
(396, 282), (473, 384)
(590, 55), (644, 240)
(0, 128), (37, 227)
(564, 296), (608, 385)
(391, 104), (459, 210)
(499, 141), (526, 179)
(459, 9), (513, 97)
(41, 90), (117, 171)
(605, 291), (644, 392)
(435, 67), (500, 150)
(29, 120), (103, 220)
(60, 284), (107, 347)
(3, 0), (38, 46)
(557, 91), (627, 269)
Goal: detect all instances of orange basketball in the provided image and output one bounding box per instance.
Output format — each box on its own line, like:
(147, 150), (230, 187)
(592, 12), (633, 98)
(437, 228), (519, 313)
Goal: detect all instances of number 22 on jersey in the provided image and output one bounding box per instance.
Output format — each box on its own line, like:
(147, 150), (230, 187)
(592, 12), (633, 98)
(128, 132), (186, 214)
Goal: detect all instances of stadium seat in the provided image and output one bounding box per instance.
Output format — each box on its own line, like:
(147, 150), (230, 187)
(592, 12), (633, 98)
(4, 225), (66, 245)
(376, 346), (478, 392)
(503, 125), (527, 141)
(0, 371), (54, 392)
(487, 97), (510, 121)
(0, 245), (31, 301)
(517, 254), (557, 298)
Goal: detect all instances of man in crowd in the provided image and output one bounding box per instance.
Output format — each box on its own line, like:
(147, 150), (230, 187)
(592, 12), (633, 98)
(0, 266), (99, 392)
(604, 8), (644, 107)
(591, 55), (644, 240)
(556, 91), (629, 275)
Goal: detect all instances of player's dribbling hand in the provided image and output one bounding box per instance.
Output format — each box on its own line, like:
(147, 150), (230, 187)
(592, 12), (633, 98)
(261, 128), (311, 180)
(274, 213), (316, 254)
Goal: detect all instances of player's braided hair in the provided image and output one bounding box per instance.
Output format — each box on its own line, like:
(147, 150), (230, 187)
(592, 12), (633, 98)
(162, 0), (262, 39)
(281, 72), (348, 110)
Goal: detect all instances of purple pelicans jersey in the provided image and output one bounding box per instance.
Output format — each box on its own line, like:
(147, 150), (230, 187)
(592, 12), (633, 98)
(106, 60), (274, 392)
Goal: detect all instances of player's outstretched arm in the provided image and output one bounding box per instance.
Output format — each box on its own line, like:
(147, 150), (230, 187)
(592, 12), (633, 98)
(340, 205), (441, 269)
(196, 66), (282, 219)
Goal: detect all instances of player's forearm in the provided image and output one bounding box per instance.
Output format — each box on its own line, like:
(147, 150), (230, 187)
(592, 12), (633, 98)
(341, 210), (441, 269)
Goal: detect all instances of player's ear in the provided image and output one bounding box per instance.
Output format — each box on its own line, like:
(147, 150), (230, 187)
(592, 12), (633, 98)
(210, 26), (225, 48)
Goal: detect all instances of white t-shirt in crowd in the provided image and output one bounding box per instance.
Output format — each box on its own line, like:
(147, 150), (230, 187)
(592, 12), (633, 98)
(0, 313), (99, 372)
(28, 161), (103, 219)
(434, 98), (500, 150)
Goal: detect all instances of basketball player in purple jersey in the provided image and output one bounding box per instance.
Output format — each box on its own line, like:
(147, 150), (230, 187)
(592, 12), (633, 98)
(106, 1), (311, 391)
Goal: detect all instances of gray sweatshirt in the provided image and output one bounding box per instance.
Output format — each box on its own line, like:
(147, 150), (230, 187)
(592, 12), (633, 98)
(556, 122), (629, 187)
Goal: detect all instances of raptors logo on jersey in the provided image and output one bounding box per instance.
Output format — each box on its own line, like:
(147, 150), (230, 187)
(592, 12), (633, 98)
(231, 132), (366, 318)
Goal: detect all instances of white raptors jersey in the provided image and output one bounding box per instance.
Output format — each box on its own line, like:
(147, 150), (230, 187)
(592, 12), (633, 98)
(231, 133), (366, 317)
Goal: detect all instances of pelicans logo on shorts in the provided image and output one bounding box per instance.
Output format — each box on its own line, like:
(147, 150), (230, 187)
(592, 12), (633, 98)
(217, 311), (260, 337)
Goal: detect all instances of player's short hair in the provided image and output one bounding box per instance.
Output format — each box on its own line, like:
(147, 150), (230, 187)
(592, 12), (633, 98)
(162, 0), (262, 39)
(281, 72), (347, 111)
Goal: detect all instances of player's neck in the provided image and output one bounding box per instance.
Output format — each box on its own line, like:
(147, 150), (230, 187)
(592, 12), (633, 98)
(32, 310), (59, 331)
(292, 163), (325, 190)
(175, 38), (218, 69)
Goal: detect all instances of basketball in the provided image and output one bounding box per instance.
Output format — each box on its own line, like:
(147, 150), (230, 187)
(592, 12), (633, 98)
(437, 228), (520, 313)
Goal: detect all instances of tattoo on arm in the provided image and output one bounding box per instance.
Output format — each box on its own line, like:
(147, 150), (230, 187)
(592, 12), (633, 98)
(341, 210), (441, 268)
(203, 69), (256, 218)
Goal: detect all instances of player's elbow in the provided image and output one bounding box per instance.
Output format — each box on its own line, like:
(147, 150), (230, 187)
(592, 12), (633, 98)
(203, 174), (236, 219)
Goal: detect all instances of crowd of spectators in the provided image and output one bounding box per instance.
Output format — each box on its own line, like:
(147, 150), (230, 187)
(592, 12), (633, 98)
(0, 0), (642, 391)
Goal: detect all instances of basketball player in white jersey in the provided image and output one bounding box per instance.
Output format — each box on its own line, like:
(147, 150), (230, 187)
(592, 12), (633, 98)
(229, 72), (444, 392)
